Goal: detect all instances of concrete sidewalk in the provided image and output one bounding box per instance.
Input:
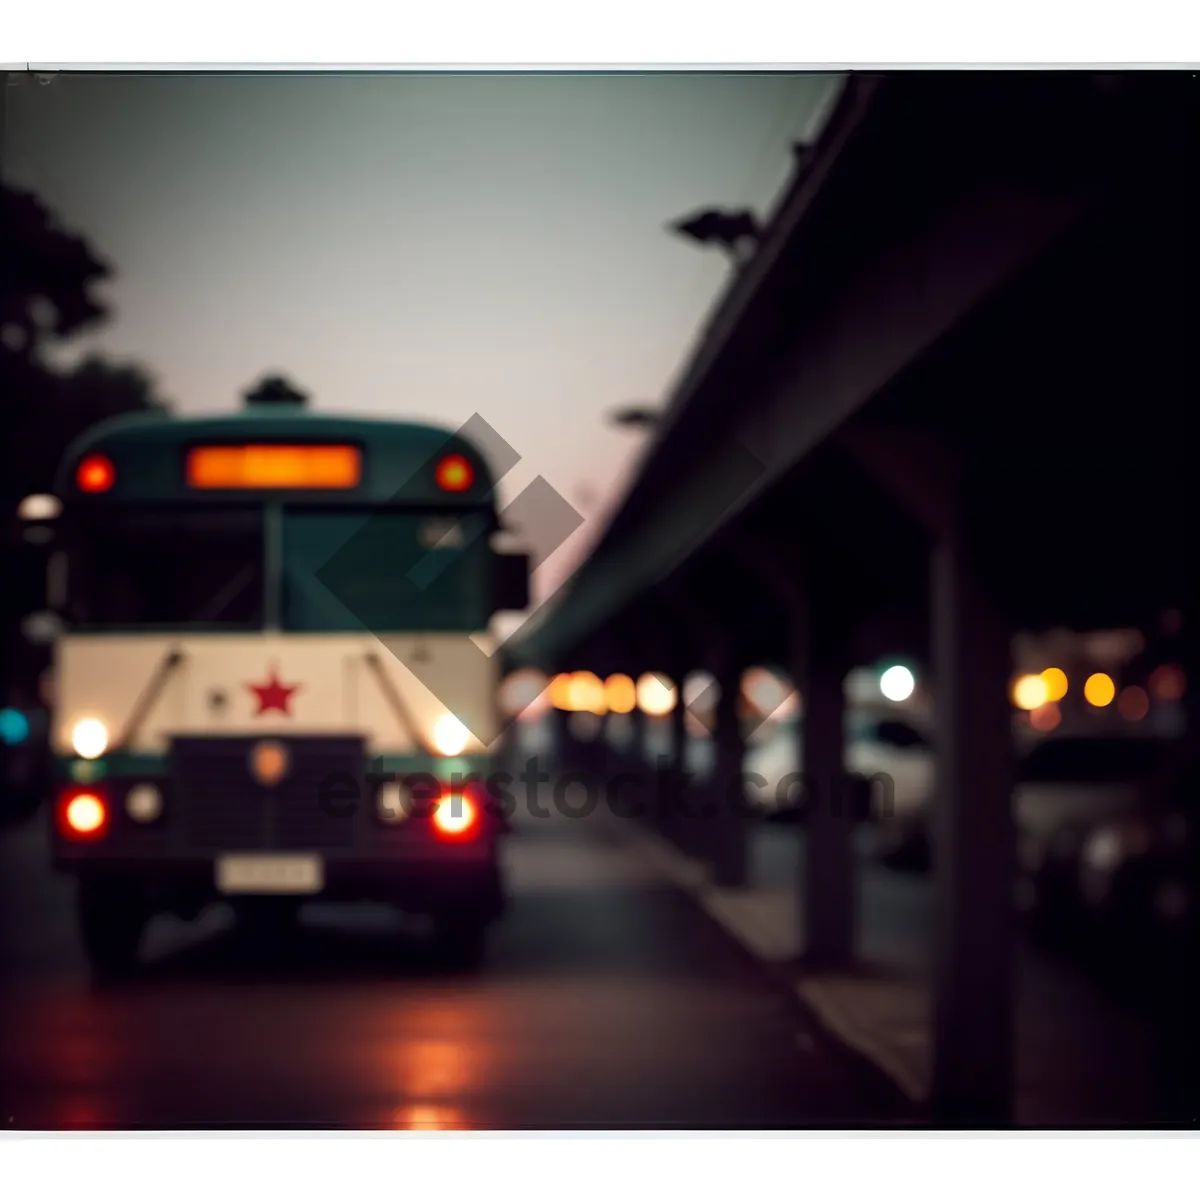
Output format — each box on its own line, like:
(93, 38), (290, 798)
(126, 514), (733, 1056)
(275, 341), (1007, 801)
(616, 816), (1162, 1126)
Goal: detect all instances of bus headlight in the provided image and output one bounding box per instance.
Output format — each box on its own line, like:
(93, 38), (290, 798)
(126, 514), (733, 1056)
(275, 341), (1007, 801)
(71, 718), (109, 760)
(432, 714), (469, 757)
(378, 781), (411, 824)
(125, 784), (163, 823)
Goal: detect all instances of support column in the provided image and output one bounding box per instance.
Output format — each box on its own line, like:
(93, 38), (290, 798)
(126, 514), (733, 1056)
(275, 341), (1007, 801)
(622, 699), (649, 830)
(708, 654), (748, 888)
(929, 523), (1015, 1126)
(838, 420), (1015, 1120)
(549, 704), (570, 774)
(627, 699), (647, 770)
(794, 579), (855, 968)
(666, 663), (690, 851)
(1155, 605), (1200, 1122)
(592, 708), (613, 786)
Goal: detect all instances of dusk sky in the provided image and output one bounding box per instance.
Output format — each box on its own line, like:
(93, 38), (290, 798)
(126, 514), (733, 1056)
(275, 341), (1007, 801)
(5, 71), (841, 610)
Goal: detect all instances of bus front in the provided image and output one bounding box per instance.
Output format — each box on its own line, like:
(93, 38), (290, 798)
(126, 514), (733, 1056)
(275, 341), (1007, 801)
(48, 406), (529, 978)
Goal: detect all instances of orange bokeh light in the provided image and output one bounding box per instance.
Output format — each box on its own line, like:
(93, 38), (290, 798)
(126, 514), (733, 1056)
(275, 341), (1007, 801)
(548, 673), (574, 711)
(604, 674), (637, 715)
(1083, 672), (1116, 708)
(1040, 667), (1069, 703)
(568, 671), (607, 716)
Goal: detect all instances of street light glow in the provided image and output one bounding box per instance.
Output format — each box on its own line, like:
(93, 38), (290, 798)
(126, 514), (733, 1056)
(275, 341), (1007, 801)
(1011, 674), (1049, 711)
(1040, 667), (1069, 702)
(879, 665), (915, 702)
(1084, 672), (1116, 708)
(17, 493), (61, 522)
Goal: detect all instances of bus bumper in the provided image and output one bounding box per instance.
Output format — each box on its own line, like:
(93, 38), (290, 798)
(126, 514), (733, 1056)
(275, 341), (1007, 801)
(55, 845), (506, 923)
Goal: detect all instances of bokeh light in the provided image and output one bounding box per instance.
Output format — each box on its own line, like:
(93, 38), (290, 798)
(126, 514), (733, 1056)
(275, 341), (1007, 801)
(1118, 685), (1150, 722)
(682, 671), (716, 714)
(497, 668), (549, 719)
(604, 674), (637, 715)
(741, 666), (794, 717)
(1029, 701), (1061, 732)
(1040, 667), (1069, 702)
(0, 708), (30, 746)
(1011, 674), (1049, 711)
(548, 673), (574, 711)
(879, 665), (915, 703)
(1083, 672), (1116, 708)
(1149, 664), (1186, 703)
(17, 493), (61, 522)
(636, 673), (677, 716)
(568, 671), (606, 716)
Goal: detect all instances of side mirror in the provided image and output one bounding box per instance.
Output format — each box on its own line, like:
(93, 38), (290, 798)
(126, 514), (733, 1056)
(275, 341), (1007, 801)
(493, 553), (530, 613)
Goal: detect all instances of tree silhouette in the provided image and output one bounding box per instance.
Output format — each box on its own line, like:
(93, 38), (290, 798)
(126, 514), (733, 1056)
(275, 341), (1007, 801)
(1, 183), (167, 693)
(0, 185), (167, 499)
(0, 355), (169, 502)
(55, 354), (167, 429)
(0, 184), (111, 360)
(51, 356), (167, 476)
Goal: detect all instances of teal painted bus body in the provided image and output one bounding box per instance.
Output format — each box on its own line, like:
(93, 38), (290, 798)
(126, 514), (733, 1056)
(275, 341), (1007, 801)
(55, 406), (498, 510)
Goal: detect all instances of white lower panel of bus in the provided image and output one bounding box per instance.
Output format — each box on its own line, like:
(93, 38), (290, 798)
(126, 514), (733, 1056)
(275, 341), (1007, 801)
(215, 854), (325, 895)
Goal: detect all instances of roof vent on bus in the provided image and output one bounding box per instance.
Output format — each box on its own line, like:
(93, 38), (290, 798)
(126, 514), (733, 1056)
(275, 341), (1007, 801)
(242, 375), (309, 408)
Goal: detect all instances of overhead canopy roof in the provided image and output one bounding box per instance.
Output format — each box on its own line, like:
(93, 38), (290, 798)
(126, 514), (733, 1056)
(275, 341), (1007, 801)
(510, 72), (1197, 672)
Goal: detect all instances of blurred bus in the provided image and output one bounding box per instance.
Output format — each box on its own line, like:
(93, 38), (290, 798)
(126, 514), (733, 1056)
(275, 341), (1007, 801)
(44, 389), (528, 977)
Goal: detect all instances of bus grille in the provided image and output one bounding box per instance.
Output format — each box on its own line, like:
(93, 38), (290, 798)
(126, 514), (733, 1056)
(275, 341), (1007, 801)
(170, 736), (364, 851)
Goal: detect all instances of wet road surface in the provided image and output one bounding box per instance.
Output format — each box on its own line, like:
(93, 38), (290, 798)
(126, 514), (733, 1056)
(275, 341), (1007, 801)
(0, 800), (908, 1130)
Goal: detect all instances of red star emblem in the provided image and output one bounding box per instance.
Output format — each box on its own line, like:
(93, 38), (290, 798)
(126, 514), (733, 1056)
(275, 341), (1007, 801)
(246, 665), (301, 716)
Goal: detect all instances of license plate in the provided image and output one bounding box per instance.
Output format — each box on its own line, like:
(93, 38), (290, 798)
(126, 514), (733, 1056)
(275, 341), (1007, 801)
(215, 854), (324, 895)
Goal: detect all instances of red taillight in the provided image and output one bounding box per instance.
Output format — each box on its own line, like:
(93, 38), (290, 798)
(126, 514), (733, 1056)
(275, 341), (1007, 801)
(434, 453), (474, 493)
(57, 788), (109, 839)
(431, 788), (480, 839)
(76, 454), (115, 494)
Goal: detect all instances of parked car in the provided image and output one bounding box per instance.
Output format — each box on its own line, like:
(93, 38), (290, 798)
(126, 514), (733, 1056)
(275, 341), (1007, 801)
(1017, 738), (1150, 937)
(1064, 750), (1198, 979)
(854, 715), (935, 868)
(1017, 735), (1175, 934)
(872, 730), (1180, 893)
(744, 709), (934, 843)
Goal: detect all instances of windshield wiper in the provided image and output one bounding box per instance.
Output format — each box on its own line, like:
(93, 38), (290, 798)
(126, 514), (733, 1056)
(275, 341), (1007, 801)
(115, 647), (187, 751)
(363, 651), (437, 758)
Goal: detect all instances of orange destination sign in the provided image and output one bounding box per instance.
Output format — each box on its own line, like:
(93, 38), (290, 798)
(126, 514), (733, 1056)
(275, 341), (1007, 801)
(187, 444), (362, 490)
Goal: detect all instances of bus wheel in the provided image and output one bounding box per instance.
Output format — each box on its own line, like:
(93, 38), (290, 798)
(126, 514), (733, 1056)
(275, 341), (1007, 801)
(430, 913), (489, 971)
(77, 877), (147, 983)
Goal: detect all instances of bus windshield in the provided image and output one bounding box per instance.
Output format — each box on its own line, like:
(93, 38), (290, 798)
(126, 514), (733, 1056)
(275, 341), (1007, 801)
(282, 506), (492, 633)
(62, 504), (494, 633)
(66, 507), (265, 630)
